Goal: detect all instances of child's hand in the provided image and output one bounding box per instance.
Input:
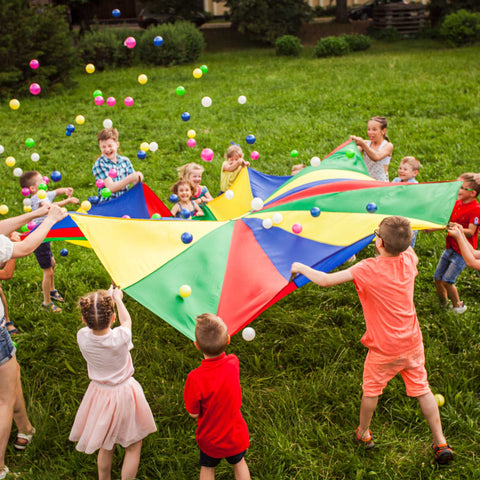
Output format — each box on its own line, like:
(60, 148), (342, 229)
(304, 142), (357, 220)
(69, 197), (79, 205)
(65, 187), (74, 197)
(8, 232), (20, 242)
(134, 171), (144, 184)
(447, 223), (463, 238)
(35, 204), (50, 218)
(291, 262), (304, 275)
(111, 286), (124, 302)
(46, 204), (67, 223)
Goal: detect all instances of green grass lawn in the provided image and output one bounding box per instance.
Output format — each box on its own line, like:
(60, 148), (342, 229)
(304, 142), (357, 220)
(0, 39), (480, 479)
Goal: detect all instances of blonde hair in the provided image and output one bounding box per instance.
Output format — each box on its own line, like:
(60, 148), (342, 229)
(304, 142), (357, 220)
(78, 290), (114, 331)
(400, 156), (422, 172)
(378, 216), (412, 255)
(177, 162), (204, 181)
(225, 145), (244, 160)
(97, 128), (119, 143)
(195, 313), (228, 356)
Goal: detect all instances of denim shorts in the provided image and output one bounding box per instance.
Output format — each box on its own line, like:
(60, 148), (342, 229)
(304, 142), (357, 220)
(433, 248), (466, 284)
(199, 449), (246, 468)
(0, 319), (16, 367)
(34, 241), (53, 269)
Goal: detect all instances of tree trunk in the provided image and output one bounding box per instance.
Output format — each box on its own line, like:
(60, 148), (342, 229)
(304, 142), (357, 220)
(336, 0), (349, 23)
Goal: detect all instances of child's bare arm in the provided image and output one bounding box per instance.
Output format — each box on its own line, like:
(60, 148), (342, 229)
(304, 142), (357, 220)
(463, 222), (478, 238)
(291, 262), (354, 287)
(103, 172), (143, 193)
(0, 259), (16, 280)
(0, 205), (50, 236)
(55, 197), (79, 208)
(111, 287), (132, 330)
(188, 412), (199, 419)
(194, 203), (204, 217)
(55, 187), (73, 197)
(222, 160), (242, 172)
(448, 223), (480, 269)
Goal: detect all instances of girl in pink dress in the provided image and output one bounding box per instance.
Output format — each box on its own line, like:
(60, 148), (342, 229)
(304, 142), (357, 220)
(69, 287), (156, 480)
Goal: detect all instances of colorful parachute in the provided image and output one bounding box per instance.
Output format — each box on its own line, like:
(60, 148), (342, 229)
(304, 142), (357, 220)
(68, 142), (460, 340)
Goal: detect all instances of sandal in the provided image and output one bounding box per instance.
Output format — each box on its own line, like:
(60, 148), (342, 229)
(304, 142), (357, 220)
(42, 302), (62, 313)
(14, 427), (35, 451)
(5, 321), (19, 335)
(50, 289), (64, 302)
(354, 427), (375, 449)
(0, 465), (9, 480)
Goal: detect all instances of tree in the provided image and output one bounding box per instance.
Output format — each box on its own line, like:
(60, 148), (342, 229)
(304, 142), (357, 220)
(336, 0), (348, 23)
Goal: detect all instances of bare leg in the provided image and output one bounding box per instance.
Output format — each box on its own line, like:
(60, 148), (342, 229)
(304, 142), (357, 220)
(434, 279), (448, 305)
(357, 395), (378, 439)
(42, 267), (54, 305)
(200, 466), (215, 480)
(12, 365), (34, 435)
(233, 458), (251, 480)
(98, 447), (114, 480)
(443, 282), (461, 308)
(417, 392), (447, 446)
(121, 440), (142, 480)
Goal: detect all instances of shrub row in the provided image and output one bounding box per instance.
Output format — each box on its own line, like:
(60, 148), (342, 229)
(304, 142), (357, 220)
(440, 9), (480, 47)
(314, 34), (371, 58)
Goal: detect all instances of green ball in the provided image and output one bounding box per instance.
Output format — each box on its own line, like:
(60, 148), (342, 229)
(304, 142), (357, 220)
(25, 137), (35, 148)
(151, 213), (161, 219)
(38, 183), (47, 191)
(93, 89), (103, 98)
(290, 150), (299, 158)
(101, 187), (111, 198)
(345, 149), (355, 158)
(20, 224), (29, 233)
(200, 64), (208, 74)
(12, 341), (17, 349)
(176, 86), (185, 96)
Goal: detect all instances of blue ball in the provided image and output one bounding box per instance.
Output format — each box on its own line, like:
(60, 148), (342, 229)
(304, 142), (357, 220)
(66, 124), (75, 133)
(246, 134), (256, 145)
(88, 196), (99, 205)
(112, 8), (121, 17)
(65, 130), (72, 137)
(366, 202), (378, 213)
(50, 170), (62, 182)
(169, 194), (179, 203)
(181, 232), (193, 244)
(60, 248), (69, 257)
(181, 112), (191, 122)
(180, 208), (191, 219)
(137, 150), (147, 160)
(153, 36), (163, 47)
(310, 207), (321, 217)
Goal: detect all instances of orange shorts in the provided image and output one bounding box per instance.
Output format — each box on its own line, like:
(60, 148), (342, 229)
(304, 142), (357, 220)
(362, 344), (431, 397)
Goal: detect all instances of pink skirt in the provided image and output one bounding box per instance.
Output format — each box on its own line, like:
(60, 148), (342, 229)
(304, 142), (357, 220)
(69, 377), (157, 454)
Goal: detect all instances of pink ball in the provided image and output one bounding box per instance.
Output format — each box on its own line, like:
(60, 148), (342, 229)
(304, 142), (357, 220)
(29, 59), (39, 70)
(94, 96), (105, 106)
(42, 176), (49, 184)
(106, 97), (116, 107)
(29, 83), (41, 95)
(21, 187), (30, 197)
(250, 151), (260, 160)
(292, 223), (303, 234)
(201, 148), (214, 162)
(124, 96), (134, 107)
(122, 215), (131, 219)
(27, 221), (36, 231)
(96, 179), (105, 189)
(108, 169), (117, 179)
(187, 138), (196, 148)
(124, 36), (136, 49)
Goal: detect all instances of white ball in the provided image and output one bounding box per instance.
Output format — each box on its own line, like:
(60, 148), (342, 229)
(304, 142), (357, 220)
(262, 218), (273, 229)
(238, 95), (247, 105)
(31, 153), (40, 162)
(13, 167), (23, 177)
(201, 96), (212, 108)
(224, 189), (234, 200)
(242, 327), (256, 341)
(149, 141), (158, 152)
(310, 156), (321, 167)
(23, 198), (32, 206)
(0, 145), (4, 154)
(272, 212), (283, 225)
(103, 118), (113, 129)
(251, 197), (264, 211)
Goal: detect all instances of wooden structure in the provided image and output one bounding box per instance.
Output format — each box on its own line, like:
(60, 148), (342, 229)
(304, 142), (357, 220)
(372, 3), (426, 35)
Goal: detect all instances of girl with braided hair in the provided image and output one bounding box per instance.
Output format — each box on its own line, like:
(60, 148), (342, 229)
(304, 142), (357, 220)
(69, 287), (156, 480)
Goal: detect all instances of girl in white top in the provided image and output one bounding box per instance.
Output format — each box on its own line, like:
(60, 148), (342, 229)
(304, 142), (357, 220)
(69, 287), (156, 480)
(350, 116), (394, 181)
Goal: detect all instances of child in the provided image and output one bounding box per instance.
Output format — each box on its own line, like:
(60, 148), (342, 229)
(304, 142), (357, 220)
(92, 128), (144, 202)
(291, 216), (453, 465)
(220, 145), (250, 193)
(434, 173), (480, 313)
(350, 116), (394, 181)
(170, 179), (204, 218)
(177, 163), (214, 205)
(291, 163), (306, 176)
(19, 171), (79, 312)
(392, 156), (421, 183)
(69, 287), (157, 480)
(184, 313), (251, 480)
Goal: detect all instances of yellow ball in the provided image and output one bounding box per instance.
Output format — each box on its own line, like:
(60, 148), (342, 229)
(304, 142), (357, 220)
(85, 63), (95, 74)
(434, 394), (445, 407)
(192, 68), (202, 79)
(137, 74), (148, 85)
(23, 205), (32, 213)
(5, 156), (15, 167)
(187, 129), (196, 139)
(179, 285), (192, 298)
(37, 190), (47, 200)
(0, 205), (8, 215)
(75, 115), (85, 125)
(9, 99), (20, 110)
(81, 200), (92, 211)
(140, 142), (150, 152)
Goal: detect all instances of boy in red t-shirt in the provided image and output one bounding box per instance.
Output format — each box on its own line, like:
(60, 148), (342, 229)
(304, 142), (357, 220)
(434, 173), (480, 314)
(184, 313), (250, 480)
(291, 216), (453, 465)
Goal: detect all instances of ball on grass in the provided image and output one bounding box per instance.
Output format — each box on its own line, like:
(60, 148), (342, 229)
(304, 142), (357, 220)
(242, 327), (256, 341)
(60, 248), (69, 257)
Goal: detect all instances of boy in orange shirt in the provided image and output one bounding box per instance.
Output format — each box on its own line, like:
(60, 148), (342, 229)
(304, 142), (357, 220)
(291, 216), (453, 465)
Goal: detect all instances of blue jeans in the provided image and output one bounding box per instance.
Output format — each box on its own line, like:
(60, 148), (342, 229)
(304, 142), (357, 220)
(433, 248), (466, 284)
(0, 319), (16, 366)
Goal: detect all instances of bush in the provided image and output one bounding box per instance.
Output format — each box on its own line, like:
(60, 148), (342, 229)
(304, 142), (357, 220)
(314, 36), (350, 57)
(367, 26), (402, 42)
(275, 35), (303, 56)
(440, 9), (480, 47)
(137, 22), (206, 66)
(341, 34), (371, 51)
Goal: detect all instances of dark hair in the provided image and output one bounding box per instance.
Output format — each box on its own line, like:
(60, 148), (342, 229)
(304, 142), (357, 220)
(78, 290), (114, 330)
(97, 128), (119, 143)
(170, 179), (195, 196)
(195, 313), (228, 356)
(379, 216), (412, 255)
(369, 116), (389, 142)
(459, 173), (480, 196)
(19, 171), (41, 188)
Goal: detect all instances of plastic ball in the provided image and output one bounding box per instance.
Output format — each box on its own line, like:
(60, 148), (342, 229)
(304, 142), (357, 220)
(176, 86), (185, 96)
(366, 202), (378, 213)
(27, 221), (37, 231)
(0, 205), (8, 215)
(250, 151), (259, 160)
(149, 142), (158, 152)
(65, 130), (72, 137)
(310, 156), (321, 167)
(42, 176), (49, 185)
(23, 198), (32, 206)
(181, 112), (191, 122)
(153, 36), (163, 47)
(246, 134), (256, 145)
(23, 206), (32, 213)
(81, 200), (91, 211)
(224, 190), (234, 200)
(88, 196), (99, 205)
(151, 213), (162, 219)
(290, 150), (299, 158)
(179, 285), (191, 298)
(250, 197), (264, 211)
(180, 208), (191, 219)
(13, 168), (23, 177)
(262, 218), (273, 229)
(101, 187), (112, 199)
(137, 150), (147, 160)
(25, 138), (35, 148)
(122, 215), (131, 219)
(434, 393), (445, 407)
(93, 89), (103, 98)
(66, 124), (75, 133)
(85, 63), (95, 74)
(29, 83), (41, 95)
(168, 194), (179, 203)
(20, 225), (29, 233)
(95, 179), (105, 189)
(181, 232), (193, 244)
(201, 96), (212, 107)
(37, 190), (47, 200)
(108, 169), (117, 179)
(124, 96), (134, 107)
(60, 248), (69, 257)
(187, 138), (196, 148)
(292, 223), (303, 234)
(75, 115), (85, 125)
(200, 65), (208, 73)
(9, 99), (20, 110)
(38, 182), (48, 191)
(238, 95), (247, 104)
(345, 149), (355, 159)
(193, 68), (202, 79)
(22, 188), (31, 197)
(242, 327), (256, 341)
(310, 207), (321, 217)
(50, 171), (62, 182)
(140, 142), (149, 152)
(137, 74), (148, 85)
(112, 8), (121, 17)
(187, 129), (196, 138)
(106, 97), (116, 107)
(94, 96), (105, 106)
(5, 157), (15, 167)
(200, 148), (214, 162)
(124, 36), (136, 49)
(103, 119), (113, 129)
(0, 145), (3, 154)
(31, 153), (40, 162)
(29, 59), (39, 69)
(272, 212), (283, 225)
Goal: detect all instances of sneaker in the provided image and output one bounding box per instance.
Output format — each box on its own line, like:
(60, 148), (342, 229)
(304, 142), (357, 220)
(433, 443), (453, 464)
(451, 302), (467, 314)
(354, 427), (374, 449)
